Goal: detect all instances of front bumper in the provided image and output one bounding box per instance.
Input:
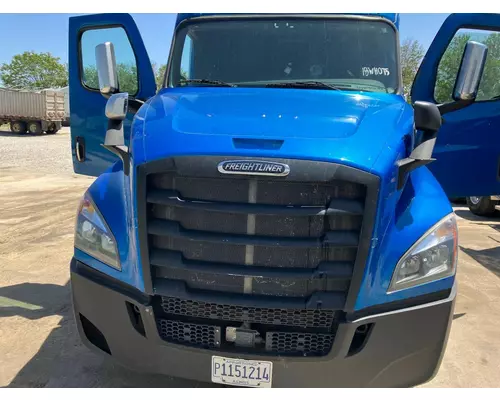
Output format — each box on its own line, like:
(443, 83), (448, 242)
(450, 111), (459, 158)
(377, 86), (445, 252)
(71, 259), (455, 388)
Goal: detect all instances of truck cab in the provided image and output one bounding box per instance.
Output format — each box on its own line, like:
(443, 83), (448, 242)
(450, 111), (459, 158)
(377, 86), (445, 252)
(68, 13), (500, 387)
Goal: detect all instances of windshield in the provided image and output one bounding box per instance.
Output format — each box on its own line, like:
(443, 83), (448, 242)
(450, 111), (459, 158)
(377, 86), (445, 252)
(168, 17), (400, 94)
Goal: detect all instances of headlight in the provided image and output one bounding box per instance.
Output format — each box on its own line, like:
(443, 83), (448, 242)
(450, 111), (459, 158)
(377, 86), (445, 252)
(388, 213), (458, 293)
(75, 193), (120, 270)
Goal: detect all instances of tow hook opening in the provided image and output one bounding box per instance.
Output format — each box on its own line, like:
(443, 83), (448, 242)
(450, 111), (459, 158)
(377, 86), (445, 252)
(126, 301), (146, 337)
(347, 323), (374, 357)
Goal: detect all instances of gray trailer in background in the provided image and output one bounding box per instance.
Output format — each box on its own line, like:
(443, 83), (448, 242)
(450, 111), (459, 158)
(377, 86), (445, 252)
(47, 86), (70, 126)
(0, 89), (65, 134)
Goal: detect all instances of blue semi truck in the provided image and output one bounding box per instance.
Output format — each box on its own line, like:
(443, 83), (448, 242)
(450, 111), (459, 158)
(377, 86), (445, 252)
(68, 13), (500, 387)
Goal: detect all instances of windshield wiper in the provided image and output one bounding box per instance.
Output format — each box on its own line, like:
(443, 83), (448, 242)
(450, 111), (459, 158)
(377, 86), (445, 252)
(265, 81), (342, 90)
(180, 79), (236, 87)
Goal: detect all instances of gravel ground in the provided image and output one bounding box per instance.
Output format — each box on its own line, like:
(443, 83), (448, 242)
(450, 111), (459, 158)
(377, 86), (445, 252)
(0, 126), (73, 176)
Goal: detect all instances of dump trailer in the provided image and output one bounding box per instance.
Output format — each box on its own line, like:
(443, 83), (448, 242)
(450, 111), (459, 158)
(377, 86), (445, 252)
(0, 89), (65, 134)
(44, 86), (70, 126)
(67, 13), (500, 387)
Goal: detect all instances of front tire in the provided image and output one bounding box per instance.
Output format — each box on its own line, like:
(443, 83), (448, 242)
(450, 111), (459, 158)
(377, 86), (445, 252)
(467, 196), (497, 216)
(27, 121), (42, 135)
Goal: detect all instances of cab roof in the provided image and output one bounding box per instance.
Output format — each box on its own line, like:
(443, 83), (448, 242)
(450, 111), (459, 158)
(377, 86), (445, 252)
(175, 13), (399, 29)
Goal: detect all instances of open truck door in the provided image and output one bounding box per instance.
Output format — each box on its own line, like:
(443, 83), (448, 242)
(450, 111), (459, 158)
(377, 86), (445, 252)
(68, 13), (156, 176)
(412, 13), (500, 198)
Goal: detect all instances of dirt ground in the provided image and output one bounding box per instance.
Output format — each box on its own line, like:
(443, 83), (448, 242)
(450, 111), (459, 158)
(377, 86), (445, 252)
(1, 132), (500, 387)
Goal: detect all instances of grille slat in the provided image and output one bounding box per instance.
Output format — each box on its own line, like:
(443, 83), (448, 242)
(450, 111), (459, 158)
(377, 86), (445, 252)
(148, 189), (365, 216)
(152, 235), (357, 268)
(150, 175), (365, 206)
(148, 219), (359, 248)
(160, 297), (335, 329)
(151, 249), (352, 297)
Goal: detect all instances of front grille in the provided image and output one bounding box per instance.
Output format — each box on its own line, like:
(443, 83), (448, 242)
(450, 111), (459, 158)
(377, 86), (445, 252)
(156, 317), (333, 356)
(160, 297), (335, 329)
(157, 319), (221, 349)
(138, 157), (378, 357)
(265, 332), (334, 356)
(145, 158), (367, 297)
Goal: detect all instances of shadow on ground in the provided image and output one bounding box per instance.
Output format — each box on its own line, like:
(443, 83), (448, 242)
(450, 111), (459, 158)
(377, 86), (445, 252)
(460, 245), (500, 278)
(454, 208), (500, 222)
(0, 281), (213, 388)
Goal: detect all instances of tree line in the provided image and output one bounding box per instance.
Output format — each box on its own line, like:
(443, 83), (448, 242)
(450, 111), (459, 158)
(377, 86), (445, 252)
(2, 33), (499, 102)
(0, 51), (168, 92)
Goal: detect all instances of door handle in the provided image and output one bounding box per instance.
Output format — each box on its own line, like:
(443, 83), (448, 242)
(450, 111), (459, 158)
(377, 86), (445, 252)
(76, 136), (85, 162)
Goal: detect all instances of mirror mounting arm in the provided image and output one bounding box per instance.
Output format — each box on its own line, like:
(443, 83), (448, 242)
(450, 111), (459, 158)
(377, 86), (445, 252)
(102, 119), (130, 176)
(128, 98), (144, 114)
(396, 101), (442, 190)
(102, 93), (143, 114)
(102, 144), (130, 176)
(437, 99), (475, 116)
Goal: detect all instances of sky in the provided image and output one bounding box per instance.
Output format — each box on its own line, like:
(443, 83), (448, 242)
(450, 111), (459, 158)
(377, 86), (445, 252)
(0, 13), (449, 67)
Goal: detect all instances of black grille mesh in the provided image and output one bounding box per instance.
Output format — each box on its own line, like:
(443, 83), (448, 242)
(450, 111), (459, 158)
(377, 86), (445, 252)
(265, 332), (334, 356)
(160, 297), (334, 329)
(157, 319), (220, 349)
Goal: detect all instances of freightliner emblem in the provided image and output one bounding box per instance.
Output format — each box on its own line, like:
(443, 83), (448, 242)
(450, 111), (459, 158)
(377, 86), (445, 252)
(218, 160), (290, 177)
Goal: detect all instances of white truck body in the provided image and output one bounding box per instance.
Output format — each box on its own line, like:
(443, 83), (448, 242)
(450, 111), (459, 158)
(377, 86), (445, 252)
(47, 86), (70, 121)
(0, 89), (66, 122)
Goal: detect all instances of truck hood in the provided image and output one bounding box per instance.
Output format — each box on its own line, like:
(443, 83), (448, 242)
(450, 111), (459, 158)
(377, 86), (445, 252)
(138, 87), (412, 173)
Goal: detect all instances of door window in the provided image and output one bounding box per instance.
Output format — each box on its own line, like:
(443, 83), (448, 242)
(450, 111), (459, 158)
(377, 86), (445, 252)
(80, 27), (139, 95)
(434, 28), (500, 103)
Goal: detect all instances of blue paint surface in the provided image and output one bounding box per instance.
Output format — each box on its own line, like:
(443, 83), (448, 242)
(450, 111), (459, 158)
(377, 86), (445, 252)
(69, 12), (497, 311)
(73, 85), (455, 309)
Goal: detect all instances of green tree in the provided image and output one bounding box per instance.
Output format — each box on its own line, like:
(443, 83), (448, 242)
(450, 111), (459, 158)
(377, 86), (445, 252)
(84, 62), (189, 94)
(83, 63), (138, 94)
(400, 38), (425, 101)
(152, 63), (189, 91)
(435, 32), (500, 103)
(154, 63), (167, 91)
(83, 65), (99, 89)
(117, 64), (138, 94)
(0, 51), (68, 90)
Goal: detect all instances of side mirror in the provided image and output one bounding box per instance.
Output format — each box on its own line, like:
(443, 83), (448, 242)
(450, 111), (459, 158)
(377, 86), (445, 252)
(453, 41), (488, 102)
(414, 101), (441, 134)
(105, 92), (129, 121)
(95, 42), (119, 96)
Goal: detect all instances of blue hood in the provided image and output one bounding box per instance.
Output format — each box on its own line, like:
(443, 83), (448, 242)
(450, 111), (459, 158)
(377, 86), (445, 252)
(134, 87), (413, 177)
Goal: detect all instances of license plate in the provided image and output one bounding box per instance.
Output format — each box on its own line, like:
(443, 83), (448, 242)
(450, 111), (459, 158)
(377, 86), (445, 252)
(211, 356), (273, 388)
